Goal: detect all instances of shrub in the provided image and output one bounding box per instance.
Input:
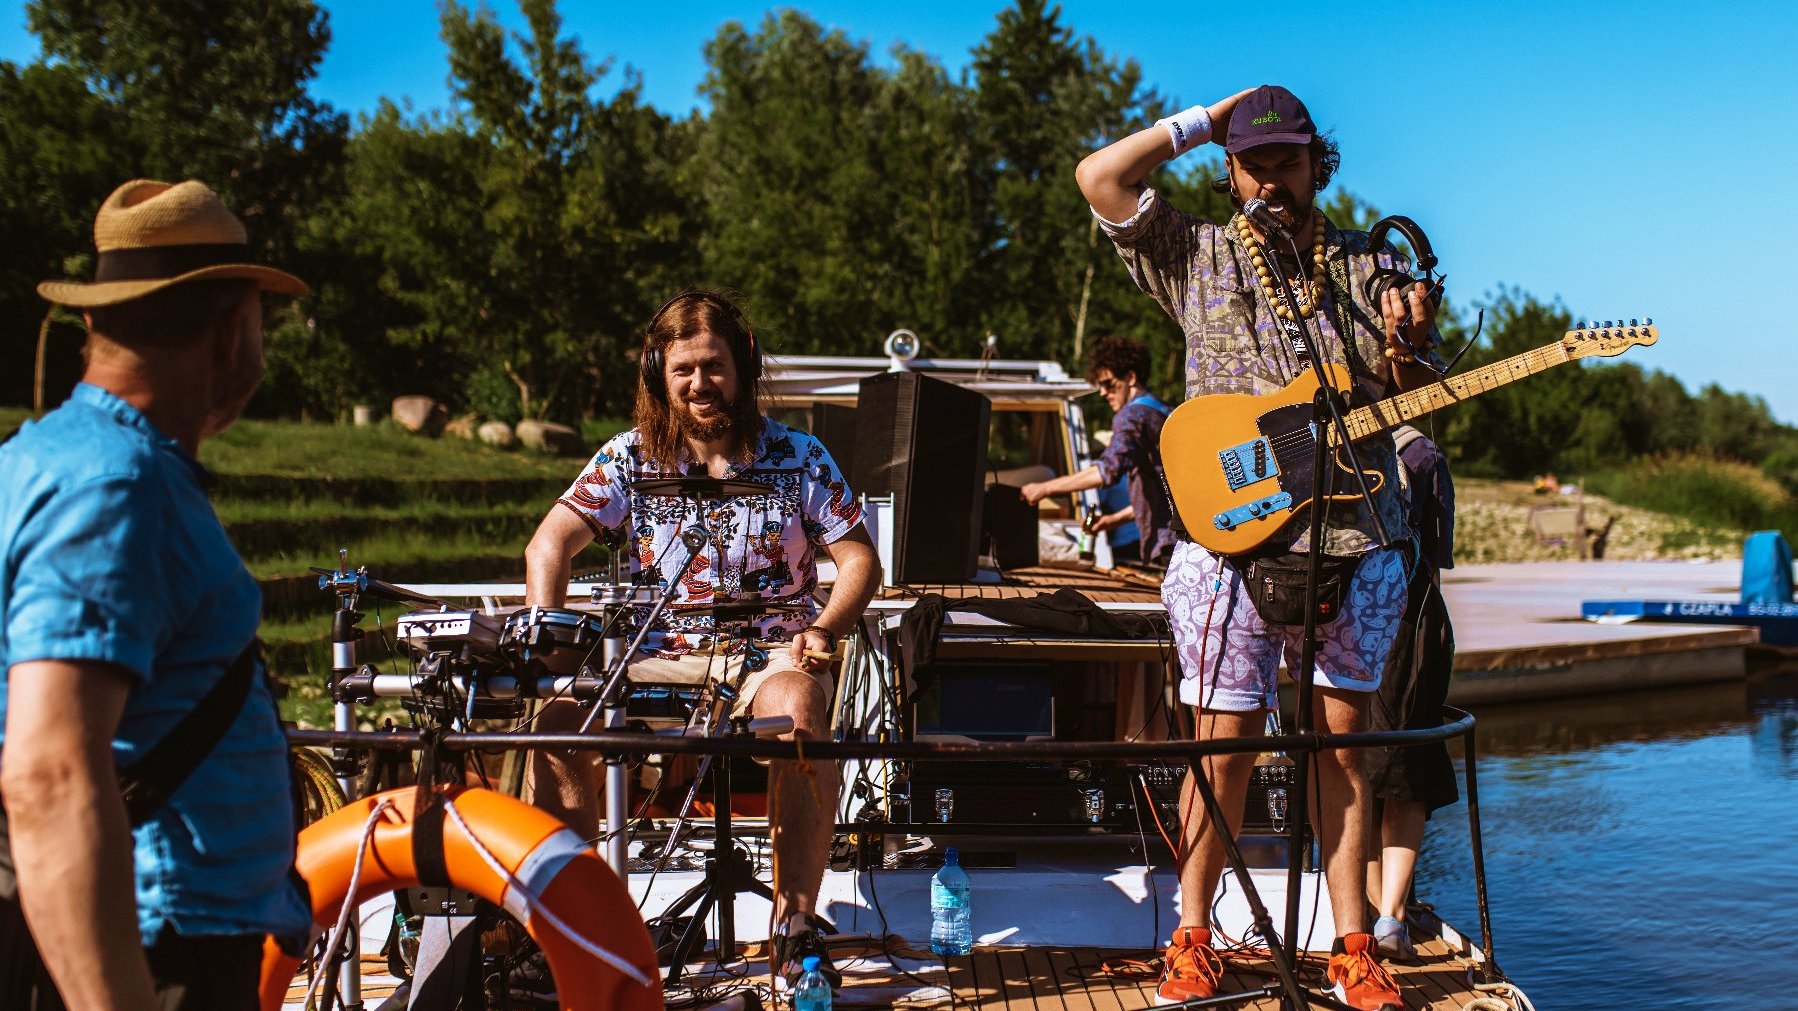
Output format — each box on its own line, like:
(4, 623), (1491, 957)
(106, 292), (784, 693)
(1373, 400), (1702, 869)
(1587, 453), (1794, 533)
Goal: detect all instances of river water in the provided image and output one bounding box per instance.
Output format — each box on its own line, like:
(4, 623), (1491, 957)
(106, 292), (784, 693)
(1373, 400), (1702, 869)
(1415, 667), (1798, 1009)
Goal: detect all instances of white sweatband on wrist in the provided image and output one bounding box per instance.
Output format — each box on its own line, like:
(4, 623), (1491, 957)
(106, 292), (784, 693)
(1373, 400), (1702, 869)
(1155, 105), (1213, 158)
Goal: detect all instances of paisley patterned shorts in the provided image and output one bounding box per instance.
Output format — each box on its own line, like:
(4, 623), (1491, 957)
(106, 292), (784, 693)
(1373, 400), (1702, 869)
(1160, 540), (1409, 712)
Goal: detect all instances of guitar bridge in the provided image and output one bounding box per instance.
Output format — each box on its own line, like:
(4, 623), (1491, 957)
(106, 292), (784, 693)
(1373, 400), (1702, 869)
(1213, 492), (1293, 532)
(1219, 437), (1279, 491)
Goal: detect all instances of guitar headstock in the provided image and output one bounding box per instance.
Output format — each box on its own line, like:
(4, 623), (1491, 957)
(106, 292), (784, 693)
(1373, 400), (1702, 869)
(1563, 318), (1659, 358)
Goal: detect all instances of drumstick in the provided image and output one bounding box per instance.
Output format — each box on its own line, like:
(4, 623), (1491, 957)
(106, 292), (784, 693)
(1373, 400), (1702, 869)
(728, 637), (839, 662)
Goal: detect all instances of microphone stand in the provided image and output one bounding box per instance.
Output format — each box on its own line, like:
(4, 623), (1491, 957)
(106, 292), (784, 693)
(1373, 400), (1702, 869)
(1257, 214), (1394, 1009)
(579, 524), (712, 880)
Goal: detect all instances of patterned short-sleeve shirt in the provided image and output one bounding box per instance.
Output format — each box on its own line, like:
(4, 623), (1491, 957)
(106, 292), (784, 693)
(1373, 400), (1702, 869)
(1098, 187), (1440, 555)
(557, 418), (862, 656)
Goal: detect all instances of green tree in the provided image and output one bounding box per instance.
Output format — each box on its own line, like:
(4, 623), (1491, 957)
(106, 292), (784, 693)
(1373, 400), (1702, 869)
(433, 0), (695, 420)
(1435, 289), (1586, 476)
(3, 0), (347, 413)
(969, 0), (1162, 364)
(26, 0), (348, 265)
(272, 103), (494, 417)
(0, 61), (127, 406)
(869, 48), (990, 346)
(1693, 383), (1783, 462)
(695, 11), (898, 355)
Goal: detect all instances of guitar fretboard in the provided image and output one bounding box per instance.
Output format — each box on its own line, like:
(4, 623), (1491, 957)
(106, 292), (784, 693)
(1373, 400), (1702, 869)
(1337, 342), (1576, 443)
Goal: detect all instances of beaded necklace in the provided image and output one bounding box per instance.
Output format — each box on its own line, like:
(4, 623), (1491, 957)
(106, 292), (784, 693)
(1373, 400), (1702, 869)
(1234, 212), (1327, 322)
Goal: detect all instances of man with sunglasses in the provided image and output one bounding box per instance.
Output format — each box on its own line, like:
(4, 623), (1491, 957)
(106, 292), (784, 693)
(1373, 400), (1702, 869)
(1020, 334), (1175, 567)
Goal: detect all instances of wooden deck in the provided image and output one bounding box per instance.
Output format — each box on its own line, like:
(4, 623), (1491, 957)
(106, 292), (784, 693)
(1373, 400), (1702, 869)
(875, 563), (1166, 605)
(824, 934), (1490, 1009)
(289, 930), (1499, 1010)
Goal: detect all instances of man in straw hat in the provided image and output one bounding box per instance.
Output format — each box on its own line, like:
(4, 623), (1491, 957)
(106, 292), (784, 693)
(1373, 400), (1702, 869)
(0, 179), (312, 1010)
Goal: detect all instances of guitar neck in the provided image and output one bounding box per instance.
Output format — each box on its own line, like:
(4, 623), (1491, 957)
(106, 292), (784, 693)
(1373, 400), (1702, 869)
(1340, 342), (1575, 441)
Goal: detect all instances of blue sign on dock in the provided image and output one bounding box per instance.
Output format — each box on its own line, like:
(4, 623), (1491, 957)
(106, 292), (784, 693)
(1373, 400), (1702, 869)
(1581, 599), (1798, 646)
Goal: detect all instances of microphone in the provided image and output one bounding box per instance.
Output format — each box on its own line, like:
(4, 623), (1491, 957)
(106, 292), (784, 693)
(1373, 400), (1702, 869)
(1241, 198), (1291, 240)
(680, 527), (710, 552)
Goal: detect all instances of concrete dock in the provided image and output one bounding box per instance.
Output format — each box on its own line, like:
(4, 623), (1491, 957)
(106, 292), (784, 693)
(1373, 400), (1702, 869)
(1444, 559), (1757, 704)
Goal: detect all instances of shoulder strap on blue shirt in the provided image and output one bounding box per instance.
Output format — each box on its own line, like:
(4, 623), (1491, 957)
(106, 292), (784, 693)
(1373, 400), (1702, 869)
(1129, 393), (1172, 416)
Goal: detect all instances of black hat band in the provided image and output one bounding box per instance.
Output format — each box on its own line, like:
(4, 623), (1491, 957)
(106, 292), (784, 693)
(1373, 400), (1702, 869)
(94, 243), (252, 283)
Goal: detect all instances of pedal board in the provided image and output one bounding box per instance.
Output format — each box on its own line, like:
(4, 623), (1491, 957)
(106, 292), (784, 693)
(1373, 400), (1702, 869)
(898, 757), (1307, 838)
(1128, 756), (1299, 835)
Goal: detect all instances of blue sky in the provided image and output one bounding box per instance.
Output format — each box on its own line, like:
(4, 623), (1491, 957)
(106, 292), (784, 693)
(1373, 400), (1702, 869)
(7, 1), (1797, 423)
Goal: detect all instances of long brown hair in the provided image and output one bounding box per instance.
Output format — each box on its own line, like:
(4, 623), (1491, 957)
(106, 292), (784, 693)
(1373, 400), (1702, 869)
(632, 290), (765, 472)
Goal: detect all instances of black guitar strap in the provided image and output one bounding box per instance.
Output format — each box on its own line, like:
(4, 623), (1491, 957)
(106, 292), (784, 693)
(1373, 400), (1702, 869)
(0, 639), (260, 901)
(118, 641), (260, 826)
(1324, 243), (1372, 389)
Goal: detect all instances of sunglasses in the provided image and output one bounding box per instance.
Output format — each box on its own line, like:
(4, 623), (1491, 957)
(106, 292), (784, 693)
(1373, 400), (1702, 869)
(1095, 377), (1123, 393)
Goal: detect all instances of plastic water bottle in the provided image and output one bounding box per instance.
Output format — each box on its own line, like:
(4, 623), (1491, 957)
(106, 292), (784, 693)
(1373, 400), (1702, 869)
(794, 954), (833, 1010)
(930, 845), (973, 955)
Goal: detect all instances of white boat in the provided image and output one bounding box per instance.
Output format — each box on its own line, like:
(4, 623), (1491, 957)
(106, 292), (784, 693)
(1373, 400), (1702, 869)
(284, 341), (1533, 1010)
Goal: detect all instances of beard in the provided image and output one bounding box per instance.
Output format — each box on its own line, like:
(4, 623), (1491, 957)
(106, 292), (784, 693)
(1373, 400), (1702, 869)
(675, 393), (735, 442)
(1253, 188), (1314, 236)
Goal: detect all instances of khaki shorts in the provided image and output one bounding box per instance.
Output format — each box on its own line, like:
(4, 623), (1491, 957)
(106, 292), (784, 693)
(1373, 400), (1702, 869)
(627, 650), (834, 720)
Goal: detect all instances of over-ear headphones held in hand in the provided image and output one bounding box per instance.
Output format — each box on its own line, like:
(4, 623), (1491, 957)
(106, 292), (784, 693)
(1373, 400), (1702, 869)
(1363, 215), (1443, 311)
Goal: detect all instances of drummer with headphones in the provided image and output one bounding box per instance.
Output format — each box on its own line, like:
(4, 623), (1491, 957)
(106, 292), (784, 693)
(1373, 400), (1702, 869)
(523, 289), (881, 992)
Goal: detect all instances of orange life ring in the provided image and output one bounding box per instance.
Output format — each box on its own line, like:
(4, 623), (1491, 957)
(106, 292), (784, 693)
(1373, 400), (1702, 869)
(258, 785), (661, 1011)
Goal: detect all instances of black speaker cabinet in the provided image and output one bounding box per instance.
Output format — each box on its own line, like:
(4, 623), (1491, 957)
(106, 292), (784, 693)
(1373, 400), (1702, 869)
(811, 402), (858, 480)
(852, 372), (991, 584)
(982, 484), (1038, 569)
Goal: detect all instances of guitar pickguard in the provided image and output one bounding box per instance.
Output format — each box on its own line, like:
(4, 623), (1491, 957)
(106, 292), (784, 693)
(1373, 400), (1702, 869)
(1218, 436), (1279, 491)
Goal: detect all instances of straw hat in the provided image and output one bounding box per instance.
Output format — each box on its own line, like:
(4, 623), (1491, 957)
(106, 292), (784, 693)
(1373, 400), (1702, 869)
(37, 178), (308, 308)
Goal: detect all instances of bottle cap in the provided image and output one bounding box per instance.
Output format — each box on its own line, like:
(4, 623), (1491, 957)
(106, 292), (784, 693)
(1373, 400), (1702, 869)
(944, 845), (960, 864)
(803, 955), (821, 972)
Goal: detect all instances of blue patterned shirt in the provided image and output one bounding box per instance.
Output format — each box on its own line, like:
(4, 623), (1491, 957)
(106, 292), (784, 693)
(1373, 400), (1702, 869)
(557, 418), (862, 655)
(1095, 393), (1175, 565)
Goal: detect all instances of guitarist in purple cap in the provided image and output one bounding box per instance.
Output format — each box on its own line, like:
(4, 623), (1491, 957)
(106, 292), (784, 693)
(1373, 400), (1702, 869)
(1077, 85), (1443, 1010)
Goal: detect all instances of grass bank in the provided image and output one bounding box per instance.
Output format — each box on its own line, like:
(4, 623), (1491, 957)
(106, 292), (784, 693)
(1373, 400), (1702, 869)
(1586, 454), (1796, 538)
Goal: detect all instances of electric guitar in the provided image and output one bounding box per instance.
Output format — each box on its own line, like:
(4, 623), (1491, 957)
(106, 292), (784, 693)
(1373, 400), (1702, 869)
(1159, 320), (1659, 555)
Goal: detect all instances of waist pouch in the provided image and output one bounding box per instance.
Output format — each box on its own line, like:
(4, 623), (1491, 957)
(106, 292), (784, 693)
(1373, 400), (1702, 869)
(1224, 551), (1364, 627)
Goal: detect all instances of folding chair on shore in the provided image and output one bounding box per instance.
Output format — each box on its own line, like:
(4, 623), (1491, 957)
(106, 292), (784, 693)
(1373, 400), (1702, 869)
(1528, 501), (1585, 553)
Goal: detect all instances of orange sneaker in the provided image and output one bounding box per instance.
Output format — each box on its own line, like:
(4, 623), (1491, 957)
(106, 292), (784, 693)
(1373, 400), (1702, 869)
(1155, 925), (1224, 1005)
(1327, 932), (1403, 1010)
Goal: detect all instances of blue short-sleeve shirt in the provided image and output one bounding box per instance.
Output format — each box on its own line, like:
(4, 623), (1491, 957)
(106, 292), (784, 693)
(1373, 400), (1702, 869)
(0, 383), (311, 945)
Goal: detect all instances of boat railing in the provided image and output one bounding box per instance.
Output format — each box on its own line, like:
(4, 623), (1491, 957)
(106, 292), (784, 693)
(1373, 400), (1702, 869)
(287, 706), (1504, 985)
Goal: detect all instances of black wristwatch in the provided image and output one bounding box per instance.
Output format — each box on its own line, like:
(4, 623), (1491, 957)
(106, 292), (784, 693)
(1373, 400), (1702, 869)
(802, 624), (838, 651)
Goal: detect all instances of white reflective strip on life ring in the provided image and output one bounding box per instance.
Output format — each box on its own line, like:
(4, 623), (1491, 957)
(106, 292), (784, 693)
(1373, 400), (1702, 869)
(500, 826), (591, 928)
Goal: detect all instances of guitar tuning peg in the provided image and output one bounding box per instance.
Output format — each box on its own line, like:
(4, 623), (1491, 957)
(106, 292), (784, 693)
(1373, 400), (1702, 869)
(1604, 319), (1614, 328)
(1646, 317), (1653, 325)
(1630, 318), (1638, 326)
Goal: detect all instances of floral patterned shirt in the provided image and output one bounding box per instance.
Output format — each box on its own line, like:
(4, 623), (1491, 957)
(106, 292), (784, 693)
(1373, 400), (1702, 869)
(1098, 188), (1442, 555)
(557, 418), (863, 656)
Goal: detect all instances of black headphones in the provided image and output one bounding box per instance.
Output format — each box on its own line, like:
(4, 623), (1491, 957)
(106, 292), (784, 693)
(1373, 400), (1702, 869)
(1363, 215), (1443, 310)
(639, 290), (761, 403)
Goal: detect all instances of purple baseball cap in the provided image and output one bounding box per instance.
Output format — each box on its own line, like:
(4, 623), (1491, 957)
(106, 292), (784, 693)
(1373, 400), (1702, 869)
(1225, 85), (1317, 154)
